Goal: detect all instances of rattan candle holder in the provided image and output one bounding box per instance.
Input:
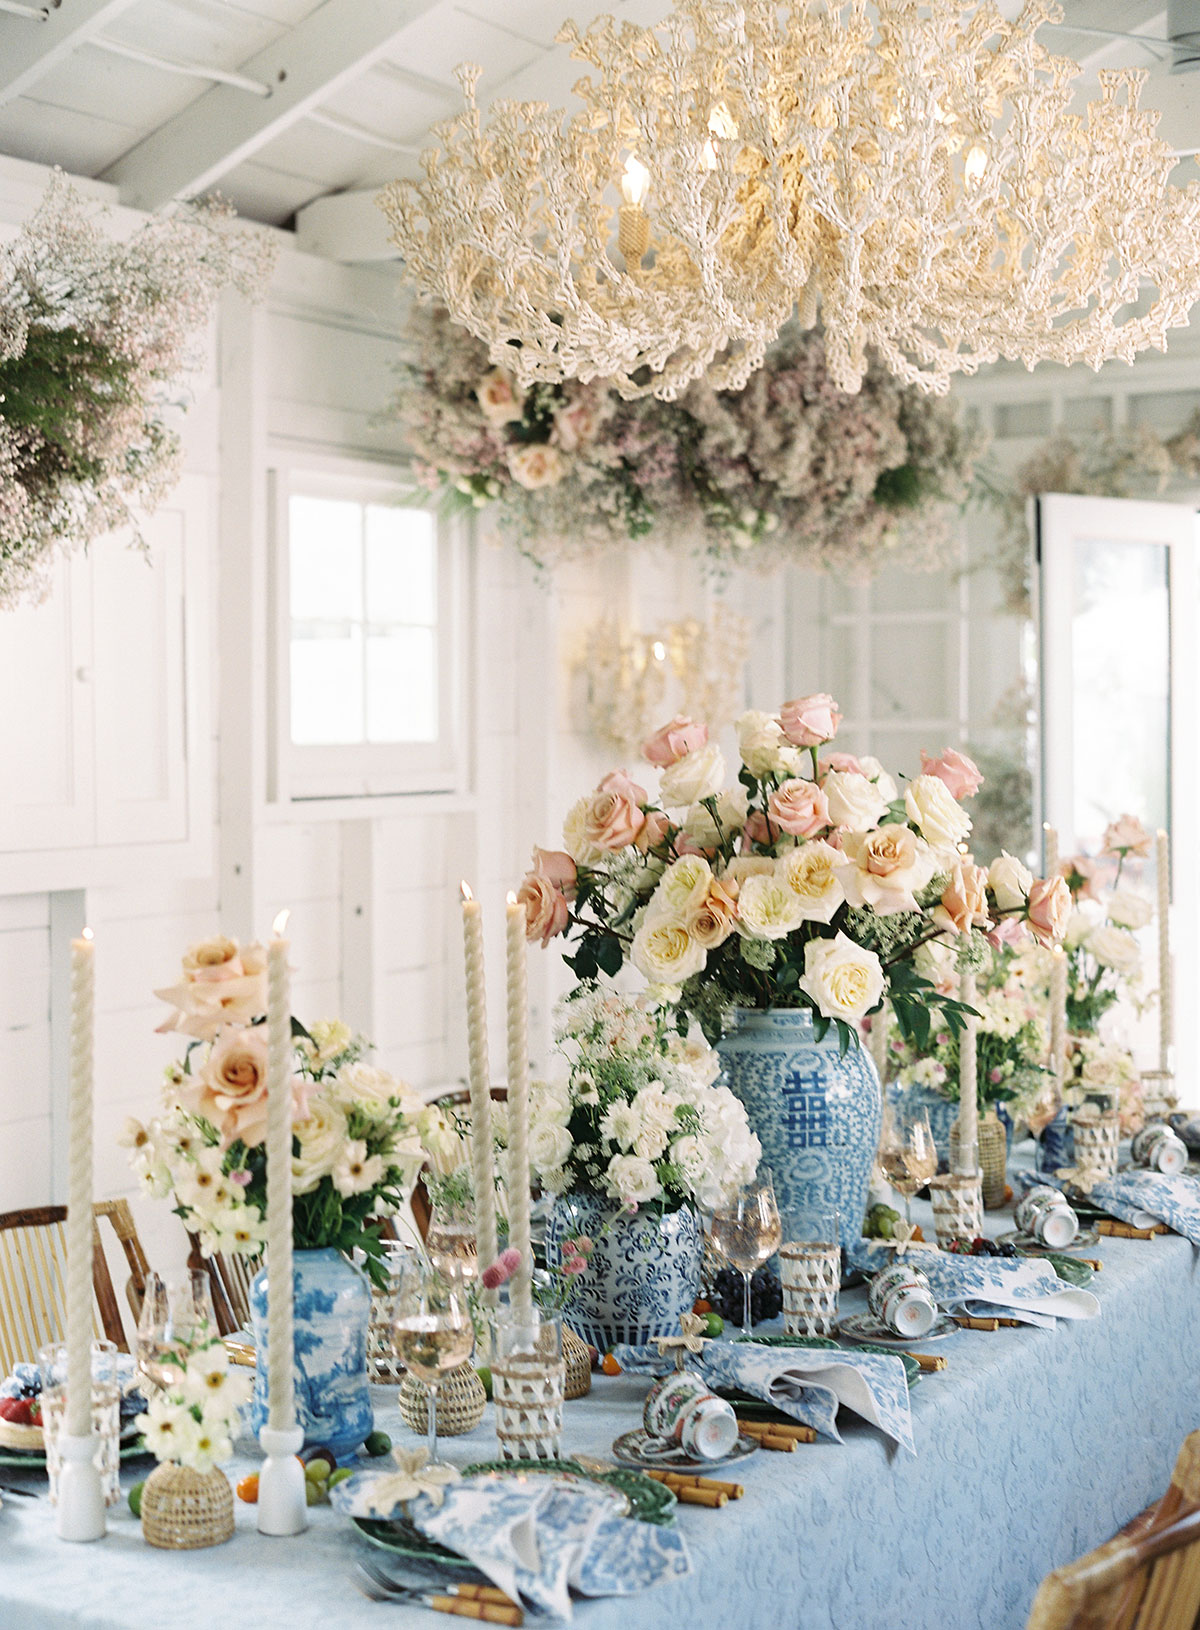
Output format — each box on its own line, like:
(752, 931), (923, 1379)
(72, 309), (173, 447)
(928, 1172), (983, 1248)
(953, 1111), (1008, 1209)
(562, 1326), (593, 1400)
(493, 1356), (565, 1461)
(141, 1463), (234, 1550)
(780, 1243), (840, 1338)
(1070, 1109), (1121, 1178)
(398, 1363), (486, 1437)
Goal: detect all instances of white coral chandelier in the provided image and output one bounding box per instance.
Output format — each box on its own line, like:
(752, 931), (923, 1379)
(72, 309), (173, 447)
(379, 0), (1200, 399)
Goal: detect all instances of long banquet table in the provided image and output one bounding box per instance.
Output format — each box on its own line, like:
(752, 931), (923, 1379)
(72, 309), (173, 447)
(4, 1175), (1200, 1630)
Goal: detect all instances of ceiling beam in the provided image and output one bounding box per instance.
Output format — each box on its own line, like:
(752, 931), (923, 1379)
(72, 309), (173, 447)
(294, 186), (398, 260)
(0, 0), (139, 106)
(99, 0), (441, 213)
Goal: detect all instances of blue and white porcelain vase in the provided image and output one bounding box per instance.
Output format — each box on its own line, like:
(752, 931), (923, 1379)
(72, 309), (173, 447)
(717, 1008), (882, 1237)
(545, 1190), (702, 1352)
(249, 1247), (373, 1459)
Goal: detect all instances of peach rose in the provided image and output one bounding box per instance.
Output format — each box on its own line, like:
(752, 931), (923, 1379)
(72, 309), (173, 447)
(920, 748), (983, 800)
(1061, 854), (1101, 901)
(517, 871), (571, 946)
(507, 443), (566, 490)
(687, 878), (740, 950)
(1102, 813), (1153, 858)
(476, 368), (524, 427)
(178, 1027), (303, 1148)
(986, 916), (1029, 950)
(553, 396), (602, 452)
(154, 937), (268, 1041)
(767, 778), (830, 838)
(642, 715), (708, 768)
(531, 847), (577, 897)
(582, 771), (646, 851)
(635, 811), (673, 853)
(818, 752), (863, 776)
(1027, 874), (1072, 946)
(779, 692), (841, 747)
(840, 826), (936, 915)
(933, 861), (992, 936)
(742, 810), (775, 848)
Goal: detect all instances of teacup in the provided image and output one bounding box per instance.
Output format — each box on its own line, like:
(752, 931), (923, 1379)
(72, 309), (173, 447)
(1131, 1124), (1188, 1176)
(1014, 1184), (1079, 1248)
(867, 1262), (936, 1338)
(643, 1369), (738, 1461)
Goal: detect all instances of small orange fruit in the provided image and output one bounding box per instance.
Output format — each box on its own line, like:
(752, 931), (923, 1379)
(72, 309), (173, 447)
(236, 1472), (260, 1504)
(692, 1298), (712, 1316)
(601, 1352), (621, 1377)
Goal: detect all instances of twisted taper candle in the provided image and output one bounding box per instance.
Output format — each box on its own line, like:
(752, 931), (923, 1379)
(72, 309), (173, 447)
(953, 965), (978, 1178)
(1157, 829), (1172, 1076)
(505, 895), (533, 1321)
(65, 931), (94, 1441)
(265, 923), (294, 1432)
(461, 886), (499, 1302)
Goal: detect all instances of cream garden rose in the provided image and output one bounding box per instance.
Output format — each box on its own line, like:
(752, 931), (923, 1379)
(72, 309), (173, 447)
(659, 743), (726, 807)
(1106, 889), (1153, 931)
(778, 842), (845, 923)
(649, 854), (714, 921)
(631, 918), (707, 983)
(1087, 924), (1142, 978)
(904, 773), (971, 851)
(735, 710), (804, 778)
(291, 1096), (349, 1194)
(798, 933), (885, 1021)
(823, 770), (887, 832)
(736, 873), (807, 940)
(989, 851), (1033, 912)
(507, 443), (566, 489)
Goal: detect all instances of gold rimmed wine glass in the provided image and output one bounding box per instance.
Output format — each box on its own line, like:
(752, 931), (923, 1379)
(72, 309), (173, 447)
(135, 1269), (217, 1394)
(390, 1257), (474, 1468)
(710, 1170), (783, 1334)
(878, 1105), (938, 1225)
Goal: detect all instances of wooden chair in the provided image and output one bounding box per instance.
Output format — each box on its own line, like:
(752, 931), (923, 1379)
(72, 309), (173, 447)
(188, 1240), (261, 1338)
(0, 1200), (151, 1377)
(1027, 1431), (1200, 1630)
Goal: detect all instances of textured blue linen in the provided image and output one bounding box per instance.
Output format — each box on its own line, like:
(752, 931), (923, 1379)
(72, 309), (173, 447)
(2, 1153), (1199, 1630)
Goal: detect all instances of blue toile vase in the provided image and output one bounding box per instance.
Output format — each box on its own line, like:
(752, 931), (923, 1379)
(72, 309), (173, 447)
(545, 1190), (702, 1353)
(249, 1247), (374, 1459)
(717, 1008), (882, 1238)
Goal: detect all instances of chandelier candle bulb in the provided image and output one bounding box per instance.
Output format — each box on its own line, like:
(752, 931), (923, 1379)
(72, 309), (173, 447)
(58, 926), (104, 1543)
(258, 910), (307, 1538)
(461, 884), (499, 1301)
(505, 893), (533, 1322)
(954, 966), (978, 1177)
(1157, 829), (1172, 1075)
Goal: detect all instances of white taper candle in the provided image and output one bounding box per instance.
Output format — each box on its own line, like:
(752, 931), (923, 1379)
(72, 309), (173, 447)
(1157, 828), (1172, 1076)
(954, 965), (978, 1177)
(1049, 945), (1068, 1097)
(266, 913), (294, 1431)
(66, 929), (94, 1440)
(461, 884), (499, 1297)
(1043, 823), (1059, 881)
(505, 893), (533, 1322)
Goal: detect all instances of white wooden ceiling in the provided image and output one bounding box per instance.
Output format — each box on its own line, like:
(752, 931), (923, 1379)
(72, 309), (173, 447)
(0, 0), (1193, 251)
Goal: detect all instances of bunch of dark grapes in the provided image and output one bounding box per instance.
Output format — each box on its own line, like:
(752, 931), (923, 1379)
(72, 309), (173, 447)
(710, 1267), (783, 1324)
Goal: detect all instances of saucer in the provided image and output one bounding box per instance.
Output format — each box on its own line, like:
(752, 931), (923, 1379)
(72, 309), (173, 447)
(610, 1428), (759, 1472)
(996, 1228), (1099, 1253)
(836, 1311), (958, 1347)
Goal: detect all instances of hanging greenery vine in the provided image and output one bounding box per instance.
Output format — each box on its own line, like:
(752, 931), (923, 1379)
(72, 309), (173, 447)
(0, 176), (276, 610)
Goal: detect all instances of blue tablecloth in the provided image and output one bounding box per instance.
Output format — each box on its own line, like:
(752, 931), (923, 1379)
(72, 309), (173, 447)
(3, 1168), (1200, 1630)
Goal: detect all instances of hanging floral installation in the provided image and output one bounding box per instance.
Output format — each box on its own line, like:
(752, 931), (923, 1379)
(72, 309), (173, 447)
(387, 305), (981, 577)
(0, 176), (277, 610)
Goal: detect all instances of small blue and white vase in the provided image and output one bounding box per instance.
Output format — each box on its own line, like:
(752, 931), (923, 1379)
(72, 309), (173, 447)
(1037, 1105), (1075, 1176)
(545, 1190), (702, 1353)
(249, 1247), (374, 1459)
(717, 1008), (882, 1237)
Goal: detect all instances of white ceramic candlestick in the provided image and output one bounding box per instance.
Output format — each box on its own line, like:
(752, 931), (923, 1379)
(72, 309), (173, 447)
(953, 965), (978, 1177)
(461, 884), (499, 1300)
(1043, 822), (1059, 880)
(1157, 828), (1172, 1077)
(1049, 946), (1068, 1098)
(505, 894), (533, 1322)
(258, 911), (306, 1537)
(58, 927), (104, 1543)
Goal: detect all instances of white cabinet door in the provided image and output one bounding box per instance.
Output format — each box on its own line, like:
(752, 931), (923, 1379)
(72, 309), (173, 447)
(0, 551), (94, 852)
(92, 485), (197, 847)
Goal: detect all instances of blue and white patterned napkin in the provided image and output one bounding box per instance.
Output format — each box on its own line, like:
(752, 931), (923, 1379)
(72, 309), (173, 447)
(610, 1339), (916, 1456)
(1083, 1171), (1200, 1245)
(331, 1472), (690, 1618)
(848, 1241), (1101, 1329)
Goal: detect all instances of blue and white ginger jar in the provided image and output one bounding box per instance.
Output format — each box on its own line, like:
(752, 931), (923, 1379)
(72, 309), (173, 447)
(249, 1247), (374, 1458)
(545, 1190), (702, 1353)
(717, 1008), (882, 1237)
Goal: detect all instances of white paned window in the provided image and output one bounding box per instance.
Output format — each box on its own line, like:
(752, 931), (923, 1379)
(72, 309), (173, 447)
(272, 459), (463, 801)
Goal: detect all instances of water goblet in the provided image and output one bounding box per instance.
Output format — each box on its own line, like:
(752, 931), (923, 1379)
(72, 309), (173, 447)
(135, 1269), (217, 1394)
(710, 1170), (783, 1334)
(390, 1257), (474, 1468)
(878, 1106), (938, 1225)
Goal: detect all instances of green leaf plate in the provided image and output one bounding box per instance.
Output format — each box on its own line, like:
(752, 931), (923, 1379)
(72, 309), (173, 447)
(0, 1438), (151, 1470)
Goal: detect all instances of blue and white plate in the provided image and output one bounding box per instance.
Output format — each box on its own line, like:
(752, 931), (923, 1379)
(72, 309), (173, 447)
(610, 1428), (759, 1472)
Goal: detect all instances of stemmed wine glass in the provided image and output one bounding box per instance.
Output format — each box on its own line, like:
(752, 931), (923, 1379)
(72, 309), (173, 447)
(136, 1270), (218, 1394)
(1024, 1078), (1062, 1174)
(390, 1257), (474, 1468)
(710, 1170), (783, 1334)
(878, 1105), (938, 1225)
